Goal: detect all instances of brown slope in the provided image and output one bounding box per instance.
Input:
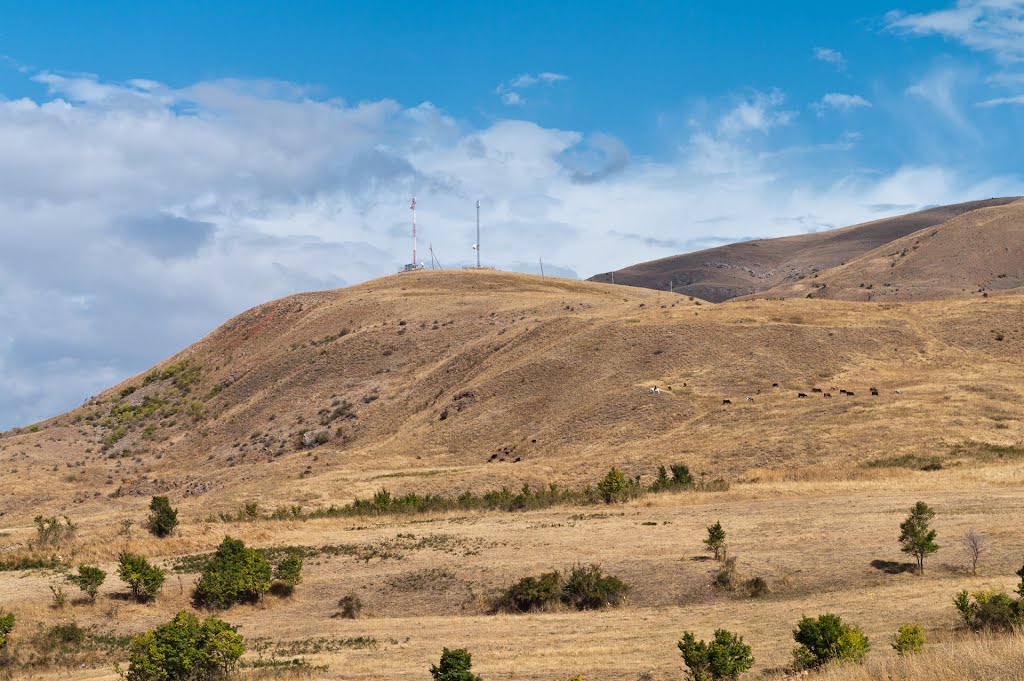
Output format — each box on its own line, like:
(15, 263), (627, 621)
(758, 198), (1024, 301)
(588, 197), (1021, 302)
(3, 269), (1024, 525)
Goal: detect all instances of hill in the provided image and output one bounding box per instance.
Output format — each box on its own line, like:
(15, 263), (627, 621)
(2, 269), (1023, 523)
(588, 197), (1020, 302)
(753, 198), (1024, 301)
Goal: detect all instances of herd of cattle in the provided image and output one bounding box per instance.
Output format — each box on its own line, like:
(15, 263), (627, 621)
(647, 384), (903, 405)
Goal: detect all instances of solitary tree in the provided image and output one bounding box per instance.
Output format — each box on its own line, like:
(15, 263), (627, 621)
(598, 468), (627, 503)
(125, 611), (244, 681)
(961, 529), (987, 576)
(899, 502), (938, 575)
(146, 496), (178, 538)
(705, 521), (727, 561)
(67, 564), (107, 602)
(430, 647), (482, 681)
(678, 629), (754, 681)
(194, 536), (272, 609)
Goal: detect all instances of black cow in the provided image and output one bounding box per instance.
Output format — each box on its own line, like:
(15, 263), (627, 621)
(798, 393), (808, 398)
(722, 399), (732, 405)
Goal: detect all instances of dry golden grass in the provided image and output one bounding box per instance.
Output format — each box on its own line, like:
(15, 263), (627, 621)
(1, 270), (1024, 679)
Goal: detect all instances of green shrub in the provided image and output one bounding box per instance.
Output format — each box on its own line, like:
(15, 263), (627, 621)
(50, 583), (68, 609)
(33, 514), (77, 548)
(66, 564), (106, 601)
(892, 624), (925, 656)
(430, 647), (482, 681)
(705, 521), (727, 561)
(497, 571), (563, 612)
(792, 613), (870, 669)
(117, 552), (166, 602)
(954, 589), (1023, 632)
(194, 536), (272, 609)
(125, 611), (243, 681)
(147, 496), (178, 538)
(337, 593), (363, 619)
(671, 463), (693, 486)
(597, 468), (627, 503)
(678, 629), (754, 681)
(0, 610), (14, 648)
(271, 553), (303, 596)
(560, 564), (630, 610)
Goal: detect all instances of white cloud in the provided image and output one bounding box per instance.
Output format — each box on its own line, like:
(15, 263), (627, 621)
(0, 72), (1019, 429)
(813, 93), (873, 114)
(906, 67), (978, 134)
(887, 1), (1024, 63)
(813, 47), (847, 69)
(497, 71), (570, 106)
(716, 89), (797, 137)
(977, 93), (1024, 104)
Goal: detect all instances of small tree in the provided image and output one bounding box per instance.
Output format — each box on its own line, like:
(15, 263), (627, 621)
(125, 611), (244, 681)
(560, 563), (630, 610)
(705, 521), (727, 561)
(678, 629), (754, 681)
(961, 529), (987, 576)
(430, 647), (482, 681)
(147, 496), (178, 538)
(0, 610), (14, 649)
(892, 624), (925, 656)
(117, 552), (166, 602)
(597, 468), (627, 503)
(671, 463), (692, 486)
(271, 553), (303, 596)
(67, 564), (107, 602)
(194, 536), (272, 609)
(899, 501), (938, 575)
(792, 613), (870, 669)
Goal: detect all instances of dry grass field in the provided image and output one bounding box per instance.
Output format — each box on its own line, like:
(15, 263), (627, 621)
(2, 268), (1024, 679)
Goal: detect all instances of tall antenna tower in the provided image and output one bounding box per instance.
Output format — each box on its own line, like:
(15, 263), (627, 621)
(475, 200), (481, 268)
(410, 196), (418, 268)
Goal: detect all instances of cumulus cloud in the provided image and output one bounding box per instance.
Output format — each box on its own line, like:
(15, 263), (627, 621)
(813, 93), (873, 114)
(813, 47), (847, 69)
(886, 1), (1024, 63)
(0, 71), (1020, 429)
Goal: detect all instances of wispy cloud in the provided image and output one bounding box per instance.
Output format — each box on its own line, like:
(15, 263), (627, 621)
(977, 93), (1024, 105)
(906, 67), (977, 134)
(496, 71), (570, 106)
(886, 1), (1024, 63)
(716, 89), (797, 137)
(813, 93), (872, 114)
(813, 47), (847, 69)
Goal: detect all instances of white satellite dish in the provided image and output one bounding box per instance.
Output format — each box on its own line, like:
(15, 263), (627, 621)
(472, 244), (479, 250)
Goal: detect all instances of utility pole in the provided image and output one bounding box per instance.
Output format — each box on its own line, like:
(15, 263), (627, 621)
(410, 196), (417, 269)
(539, 257), (544, 278)
(475, 200), (481, 268)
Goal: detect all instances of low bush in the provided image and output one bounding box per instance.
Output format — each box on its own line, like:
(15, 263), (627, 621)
(496, 571), (563, 612)
(560, 564), (630, 610)
(33, 515), (77, 548)
(124, 611), (243, 681)
(194, 536), (272, 609)
(597, 468), (627, 503)
(892, 624), (925, 656)
(336, 593), (363, 619)
(271, 553), (303, 596)
(66, 564), (106, 602)
(678, 629), (754, 681)
(430, 647), (482, 681)
(792, 613), (870, 669)
(954, 589), (1023, 632)
(0, 610), (14, 648)
(117, 552), (166, 602)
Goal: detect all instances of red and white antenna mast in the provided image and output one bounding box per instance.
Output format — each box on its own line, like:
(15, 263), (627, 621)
(410, 196), (418, 268)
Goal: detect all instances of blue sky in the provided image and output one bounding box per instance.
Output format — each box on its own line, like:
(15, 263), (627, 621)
(1, 0), (1024, 429)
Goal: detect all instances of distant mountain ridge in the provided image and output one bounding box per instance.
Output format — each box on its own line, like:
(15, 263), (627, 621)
(588, 197), (1022, 302)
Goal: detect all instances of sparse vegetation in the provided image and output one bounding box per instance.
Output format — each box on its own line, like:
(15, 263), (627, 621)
(954, 589), (1023, 632)
(705, 521), (727, 561)
(335, 593), (363, 619)
(678, 629), (754, 681)
(33, 514), (77, 548)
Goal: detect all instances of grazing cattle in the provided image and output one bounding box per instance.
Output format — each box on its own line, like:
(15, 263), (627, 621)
(798, 393), (808, 398)
(514, 457), (521, 463)
(846, 391), (855, 396)
(812, 388), (823, 393)
(649, 386), (661, 394)
(870, 387), (879, 396)
(823, 393), (832, 398)
(722, 399), (732, 405)
(894, 389), (903, 395)
(745, 396), (754, 402)
(839, 389), (849, 395)
(772, 383), (779, 388)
